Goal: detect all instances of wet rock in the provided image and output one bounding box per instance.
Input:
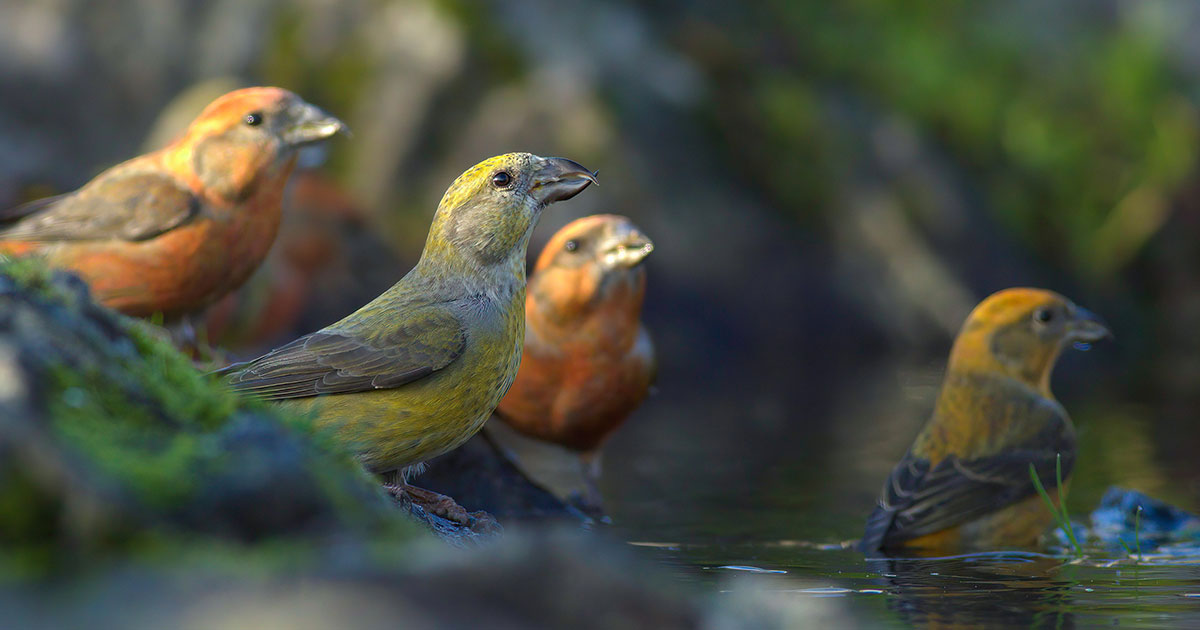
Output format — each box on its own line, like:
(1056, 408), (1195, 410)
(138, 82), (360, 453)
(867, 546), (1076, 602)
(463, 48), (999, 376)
(1089, 486), (1200, 546)
(0, 257), (423, 569)
(389, 484), (505, 547)
(418, 430), (590, 524)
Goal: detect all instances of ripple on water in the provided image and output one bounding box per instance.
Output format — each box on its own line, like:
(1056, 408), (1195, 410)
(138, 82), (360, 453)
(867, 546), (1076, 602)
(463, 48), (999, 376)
(710, 565), (788, 574)
(790, 587), (855, 597)
(653, 537), (1200, 628)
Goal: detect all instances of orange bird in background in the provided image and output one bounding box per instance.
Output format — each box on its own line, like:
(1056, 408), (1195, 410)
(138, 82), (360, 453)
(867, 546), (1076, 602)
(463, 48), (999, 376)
(496, 214), (655, 510)
(862, 288), (1110, 553)
(0, 87), (345, 320)
(204, 169), (400, 353)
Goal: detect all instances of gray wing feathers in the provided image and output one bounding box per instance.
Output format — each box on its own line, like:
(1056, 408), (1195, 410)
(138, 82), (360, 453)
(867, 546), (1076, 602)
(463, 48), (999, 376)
(220, 307), (468, 400)
(0, 171), (199, 242)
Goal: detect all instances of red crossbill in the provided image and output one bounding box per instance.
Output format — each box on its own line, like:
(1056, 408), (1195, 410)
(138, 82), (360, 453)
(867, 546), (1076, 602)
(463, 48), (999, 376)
(0, 87), (344, 319)
(494, 214), (655, 510)
(219, 153), (596, 522)
(862, 288), (1110, 553)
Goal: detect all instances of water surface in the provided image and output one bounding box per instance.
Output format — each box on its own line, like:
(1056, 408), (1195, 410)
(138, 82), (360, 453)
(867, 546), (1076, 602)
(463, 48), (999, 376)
(597, 362), (1200, 628)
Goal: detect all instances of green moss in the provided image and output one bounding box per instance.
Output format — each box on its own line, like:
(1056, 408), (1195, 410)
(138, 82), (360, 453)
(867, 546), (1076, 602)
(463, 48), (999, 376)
(125, 321), (266, 429)
(0, 254), (70, 303)
(0, 462), (64, 549)
(0, 258), (425, 577)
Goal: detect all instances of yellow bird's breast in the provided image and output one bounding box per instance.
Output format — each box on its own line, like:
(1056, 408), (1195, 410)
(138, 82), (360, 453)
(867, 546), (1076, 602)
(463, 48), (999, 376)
(281, 288), (526, 474)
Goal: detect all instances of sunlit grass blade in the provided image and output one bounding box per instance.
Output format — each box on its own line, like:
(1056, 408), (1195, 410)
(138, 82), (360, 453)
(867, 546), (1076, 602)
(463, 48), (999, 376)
(1133, 504), (1143, 562)
(1030, 453), (1082, 557)
(1056, 452), (1066, 503)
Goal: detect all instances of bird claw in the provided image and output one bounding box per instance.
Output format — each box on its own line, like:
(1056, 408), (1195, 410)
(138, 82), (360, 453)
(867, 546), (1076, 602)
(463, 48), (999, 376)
(566, 490), (610, 523)
(386, 482), (501, 534)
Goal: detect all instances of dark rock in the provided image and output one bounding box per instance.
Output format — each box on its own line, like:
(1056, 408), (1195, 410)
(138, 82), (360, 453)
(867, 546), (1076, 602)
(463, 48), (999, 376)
(0, 257), (423, 570)
(389, 484), (505, 548)
(1089, 486), (1200, 545)
(178, 415), (355, 542)
(419, 429), (590, 524)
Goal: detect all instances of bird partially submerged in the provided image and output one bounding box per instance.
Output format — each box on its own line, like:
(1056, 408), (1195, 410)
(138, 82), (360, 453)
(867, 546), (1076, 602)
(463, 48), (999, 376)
(862, 288), (1110, 554)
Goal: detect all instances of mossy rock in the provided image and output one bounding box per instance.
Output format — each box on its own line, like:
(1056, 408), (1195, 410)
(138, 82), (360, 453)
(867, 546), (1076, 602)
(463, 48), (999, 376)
(0, 257), (422, 576)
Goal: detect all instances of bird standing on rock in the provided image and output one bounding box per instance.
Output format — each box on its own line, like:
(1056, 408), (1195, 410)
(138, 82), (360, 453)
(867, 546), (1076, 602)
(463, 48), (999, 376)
(0, 87), (345, 320)
(220, 153), (597, 522)
(862, 288), (1110, 553)
(495, 214), (655, 513)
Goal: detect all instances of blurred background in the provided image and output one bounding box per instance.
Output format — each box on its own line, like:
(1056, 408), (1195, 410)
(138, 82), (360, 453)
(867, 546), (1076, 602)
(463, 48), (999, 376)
(2, 0), (1199, 557)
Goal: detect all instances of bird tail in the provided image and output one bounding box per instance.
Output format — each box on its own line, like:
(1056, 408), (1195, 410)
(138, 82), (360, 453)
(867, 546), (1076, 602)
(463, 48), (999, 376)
(208, 360), (251, 379)
(860, 503), (895, 553)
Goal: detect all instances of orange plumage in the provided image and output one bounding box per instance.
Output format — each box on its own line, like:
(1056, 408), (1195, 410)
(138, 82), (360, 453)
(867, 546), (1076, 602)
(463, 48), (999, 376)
(0, 87), (344, 319)
(862, 288), (1110, 553)
(203, 170), (398, 351)
(496, 214), (655, 507)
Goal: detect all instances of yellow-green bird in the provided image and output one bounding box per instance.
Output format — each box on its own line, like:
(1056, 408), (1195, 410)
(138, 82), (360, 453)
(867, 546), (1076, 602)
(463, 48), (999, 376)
(220, 153), (596, 518)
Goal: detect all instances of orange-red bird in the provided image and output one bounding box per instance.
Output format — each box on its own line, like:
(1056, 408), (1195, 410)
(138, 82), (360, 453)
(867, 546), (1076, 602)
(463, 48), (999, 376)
(495, 214), (655, 509)
(862, 288), (1110, 553)
(204, 170), (399, 352)
(0, 87), (344, 319)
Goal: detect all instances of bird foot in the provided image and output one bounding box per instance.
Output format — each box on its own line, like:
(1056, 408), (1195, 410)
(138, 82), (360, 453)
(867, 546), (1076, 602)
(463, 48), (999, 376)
(566, 491), (610, 523)
(386, 482), (501, 534)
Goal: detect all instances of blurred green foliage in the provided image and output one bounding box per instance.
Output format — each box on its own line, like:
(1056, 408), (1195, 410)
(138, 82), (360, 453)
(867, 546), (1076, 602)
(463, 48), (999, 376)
(259, 6), (374, 178)
(437, 0), (528, 82)
(705, 1), (1197, 277)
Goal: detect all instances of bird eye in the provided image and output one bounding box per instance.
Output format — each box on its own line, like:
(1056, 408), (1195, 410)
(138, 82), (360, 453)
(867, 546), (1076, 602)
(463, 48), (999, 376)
(1033, 308), (1053, 324)
(564, 239), (579, 252)
(491, 171), (513, 189)
(244, 111), (264, 127)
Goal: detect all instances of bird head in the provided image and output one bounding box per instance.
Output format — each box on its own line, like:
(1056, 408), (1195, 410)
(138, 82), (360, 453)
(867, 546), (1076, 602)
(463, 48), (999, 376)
(527, 214), (653, 321)
(948, 288), (1110, 393)
(173, 87), (345, 200)
(423, 153), (597, 270)
(535, 214), (654, 274)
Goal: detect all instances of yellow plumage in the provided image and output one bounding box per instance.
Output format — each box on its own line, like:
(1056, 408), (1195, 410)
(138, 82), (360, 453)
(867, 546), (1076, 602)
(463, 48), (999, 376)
(221, 153), (596, 479)
(863, 288), (1109, 553)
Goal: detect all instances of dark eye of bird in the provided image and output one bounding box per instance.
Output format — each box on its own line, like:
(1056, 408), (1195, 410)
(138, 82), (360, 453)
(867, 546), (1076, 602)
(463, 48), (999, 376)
(244, 111), (264, 127)
(565, 239), (579, 252)
(491, 171), (512, 188)
(1034, 308), (1053, 324)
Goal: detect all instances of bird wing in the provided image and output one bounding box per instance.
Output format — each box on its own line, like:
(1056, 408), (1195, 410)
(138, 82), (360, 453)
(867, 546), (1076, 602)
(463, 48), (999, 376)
(0, 170), (199, 242)
(862, 415), (1075, 552)
(218, 304), (468, 400)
